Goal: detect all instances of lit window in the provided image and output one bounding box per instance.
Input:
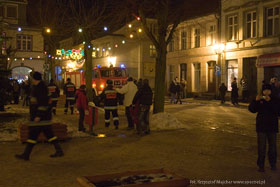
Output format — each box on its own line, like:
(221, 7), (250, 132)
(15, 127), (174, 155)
(194, 28), (200, 48)
(246, 11), (257, 38)
(266, 6), (279, 36)
(181, 30), (187, 50)
(208, 25), (216, 46)
(149, 45), (156, 57)
(227, 15), (238, 40)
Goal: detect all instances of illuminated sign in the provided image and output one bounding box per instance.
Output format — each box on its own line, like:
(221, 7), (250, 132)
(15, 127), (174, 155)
(56, 49), (84, 60)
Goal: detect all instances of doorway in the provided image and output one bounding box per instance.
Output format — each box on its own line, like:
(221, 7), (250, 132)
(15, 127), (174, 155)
(243, 57), (257, 98)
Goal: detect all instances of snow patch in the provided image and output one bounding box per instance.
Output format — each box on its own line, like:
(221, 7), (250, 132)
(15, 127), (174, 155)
(150, 112), (189, 130)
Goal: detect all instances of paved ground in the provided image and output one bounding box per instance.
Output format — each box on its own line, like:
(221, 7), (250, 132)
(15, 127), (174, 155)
(1, 98), (280, 186)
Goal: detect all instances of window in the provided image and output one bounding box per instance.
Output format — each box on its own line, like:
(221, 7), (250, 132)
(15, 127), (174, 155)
(7, 6), (17, 18)
(209, 25), (216, 45)
(168, 39), (174, 52)
(227, 60), (238, 91)
(181, 30), (187, 50)
(266, 6), (279, 36)
(169, 65), (175, 83)
(246, 11), (257, 38)
(194, 28), (200, 48)
(114, 69), (127, 77)
(16, 35), (32, 51)
(149, 44), (156, 57)
(227, 15), (238, 40)
(180, 63), (187, 81)
(0, 6), (4, 17)
(92, 70), (99, 78)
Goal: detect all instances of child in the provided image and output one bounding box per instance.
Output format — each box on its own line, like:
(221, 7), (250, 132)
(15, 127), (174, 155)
(219, 83), (227, 104)
(75, 85), (88, 132)
(248, 84), (279, 172)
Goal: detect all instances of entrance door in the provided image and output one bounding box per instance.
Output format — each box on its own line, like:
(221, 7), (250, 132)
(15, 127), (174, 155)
(208, 61), (216, 92)
(243, 57), (257, 98)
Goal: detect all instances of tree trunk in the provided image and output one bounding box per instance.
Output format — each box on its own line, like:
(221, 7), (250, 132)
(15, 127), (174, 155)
(84, 42), (93, 101)
(153, 41), (167, 114)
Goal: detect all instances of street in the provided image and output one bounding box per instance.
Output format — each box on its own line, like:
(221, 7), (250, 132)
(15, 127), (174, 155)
(0, 99), (279, 186)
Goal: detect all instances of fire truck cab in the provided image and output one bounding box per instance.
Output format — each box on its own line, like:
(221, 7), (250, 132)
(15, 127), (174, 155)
(66, 66), (128, 96)
(89, 66), (128, 95)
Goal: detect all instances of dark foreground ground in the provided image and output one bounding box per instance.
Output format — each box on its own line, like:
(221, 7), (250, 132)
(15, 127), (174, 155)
(1, 99), (280, 187)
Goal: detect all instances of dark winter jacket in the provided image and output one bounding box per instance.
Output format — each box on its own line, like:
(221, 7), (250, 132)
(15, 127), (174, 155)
(48, 82), (60, 100)
(169, 81), (177, 94)
(132, 84), (153, 106)
(248, 97), (279, 133)
(231, 81), (238, 98)
(64, 82), (76, 100)
(75, 89), (88, 110)
(99, 85), (121, 110)
(30, 81), (52, 123)
(219, 85), (227, 95)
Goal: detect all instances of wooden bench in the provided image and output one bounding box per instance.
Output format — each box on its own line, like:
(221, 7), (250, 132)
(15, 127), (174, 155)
(18, 123), (68, 142)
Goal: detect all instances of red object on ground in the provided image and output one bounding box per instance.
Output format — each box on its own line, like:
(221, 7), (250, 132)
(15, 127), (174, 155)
(85, 106), (98, 132)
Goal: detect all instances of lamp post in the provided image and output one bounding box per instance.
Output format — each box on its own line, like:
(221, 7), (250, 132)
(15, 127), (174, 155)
(213, 43), (225, 99)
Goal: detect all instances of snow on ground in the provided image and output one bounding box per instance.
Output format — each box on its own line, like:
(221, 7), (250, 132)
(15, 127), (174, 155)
(150, 112), (190, 130)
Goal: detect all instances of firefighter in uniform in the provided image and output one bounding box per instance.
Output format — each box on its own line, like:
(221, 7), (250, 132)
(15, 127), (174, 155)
(15, 72), (64, 161)
(48, 79), (60, 115)
(99, 80), (120, 129)
(64, 78), (76, 114)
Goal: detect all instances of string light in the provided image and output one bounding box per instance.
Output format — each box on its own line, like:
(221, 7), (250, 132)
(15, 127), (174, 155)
(88, 45), (91, 48)
(128, 24), (132, 28)
(18, 27), (22, 32)
(22, 58), (24, 61)
(38, 56), (40, 58)
(104, 26), (108, 31)
(138, 28), (142, 33)
(29, 57), (32, 60)
(136, 16), (141, 21)
(122, 40), (125, 44)
(78, 28), (83, 32)
(93, 47), (96, 50)
(108, 47), (111, 50)
(114, 44), (118, 48)
(129, 34), (134, 38)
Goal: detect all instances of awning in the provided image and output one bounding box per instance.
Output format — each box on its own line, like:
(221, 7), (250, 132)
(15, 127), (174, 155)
(257, 53), (280, 67)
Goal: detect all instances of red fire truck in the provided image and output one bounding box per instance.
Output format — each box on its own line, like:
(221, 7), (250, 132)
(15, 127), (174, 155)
(65, 66), (128, 95)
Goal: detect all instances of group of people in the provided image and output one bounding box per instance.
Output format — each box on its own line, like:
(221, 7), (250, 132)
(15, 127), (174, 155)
(76, 77), (153, 136)
(169, 77), (187, 104)
(219, 76), (249, 105)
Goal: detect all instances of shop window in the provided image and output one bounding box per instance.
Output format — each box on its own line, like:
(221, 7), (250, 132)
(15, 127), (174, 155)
(194, 28), (200, 48)
(181, 30), (187, 50)
(227, 15), (238, 40)
(265, 6), (279, 36)
(245, 11), (257, 38)
(7, 6), (17, 18)
(227, 60), (238, 91)
(149, 44), (156, 57)
(16, 35), (32, 51)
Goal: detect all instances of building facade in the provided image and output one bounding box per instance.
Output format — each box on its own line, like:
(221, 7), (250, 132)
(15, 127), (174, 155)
(167, 0), (280, 99)
(0, 0), (44, 81)
(166, 14), (219, 94)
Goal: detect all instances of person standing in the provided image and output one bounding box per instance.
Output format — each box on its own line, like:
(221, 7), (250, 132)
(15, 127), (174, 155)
(180, 79), (186, 99)
(240, 76), (249, 102)
(48, 79), (60, 115)
(169, 78), (177, 104)
(75, 85), (88, 132)
(132, 79), (153, 136)
(22, 80), (31, 106)
(15, 72), (63, 161)
(64, 78), (76, 114)
(219, 83), (227, 104)
(99, 80), (121, 129)
(248, 84), (278, 172)
(175, 80), (182, 104)
(231, 77), (239, 106)
(116, 77), (138, 130)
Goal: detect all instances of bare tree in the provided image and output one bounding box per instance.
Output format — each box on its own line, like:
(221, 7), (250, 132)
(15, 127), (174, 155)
(125, 0), (219, 113)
